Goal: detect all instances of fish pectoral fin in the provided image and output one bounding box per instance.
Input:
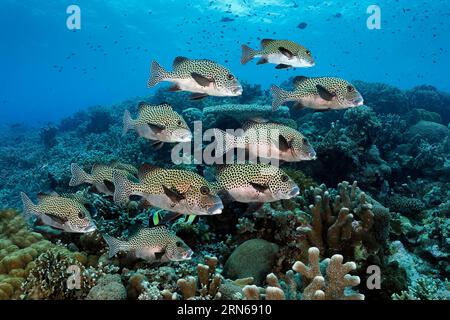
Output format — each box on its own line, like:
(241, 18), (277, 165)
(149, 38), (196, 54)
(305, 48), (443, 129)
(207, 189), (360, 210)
(191, 72), (214, 87)
(103, 180), (115, 193)
(168, 84), (181, 92)
(293, 101), (305, 109)
(278, 47), (294, 59)
(249, 182), (270, 193)
(256, 57), (268, 65)
(189, 93), (209, 100)
(151, 141), (164, 150)
(41, 213), (68, 229)
(275, 64), (291, 69)
(154, 250), (166, 261)
(162, 185), (186, 203)
(277, 134), (292, 152)
(316, 85), (336, 101)
(148, 122), (166, 133)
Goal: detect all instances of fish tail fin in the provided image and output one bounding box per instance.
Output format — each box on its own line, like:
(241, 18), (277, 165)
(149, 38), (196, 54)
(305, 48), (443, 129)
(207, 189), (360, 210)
(69, 163), (91, 186)
(20, 192), (36, 219)
(147, 60), (168, 87)
(102, 233), (127, 258)
(211, 128), (238, 157)
(112, 171), (135, 204)
(122, 110), (135, 135)
(271, 85), (291, 111)
(241, 44), (257, 64)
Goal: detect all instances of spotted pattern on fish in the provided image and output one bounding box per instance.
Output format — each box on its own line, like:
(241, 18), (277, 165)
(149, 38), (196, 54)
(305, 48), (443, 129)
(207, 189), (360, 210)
(123, 102), (191, 143)
(103, 226), (192, 262)
(213, 121), (316, 162)
(147, 57), (242, 98)
(215, 163), (299, 203)
(69, 162), (137, 194)
(112, 164), (223, 216)
(241, 39), (314, 68)
(271, 76), (364, 111)
(20, 192), (96, 233)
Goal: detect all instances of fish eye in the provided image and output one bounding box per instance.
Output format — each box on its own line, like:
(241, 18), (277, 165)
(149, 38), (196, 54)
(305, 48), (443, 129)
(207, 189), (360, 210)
(200, 186), (210, 195)
(347, 85), (354, 92)
(281, 175), (289, 182)
(175, 241), (182, 247)
(177, 120), (182, 126)
(227, 74), (234, 80)
(78, 212), (85, 219)
(302, 138), (309, 144)
(306, 50), (311, 56)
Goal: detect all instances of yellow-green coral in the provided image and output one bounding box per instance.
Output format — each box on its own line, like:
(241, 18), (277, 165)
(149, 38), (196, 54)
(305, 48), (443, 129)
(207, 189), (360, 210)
(0, 209), (56, 300)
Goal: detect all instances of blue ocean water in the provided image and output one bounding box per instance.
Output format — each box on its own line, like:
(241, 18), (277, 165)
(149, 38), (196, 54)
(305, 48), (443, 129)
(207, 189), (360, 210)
(1, 0), (449, 124)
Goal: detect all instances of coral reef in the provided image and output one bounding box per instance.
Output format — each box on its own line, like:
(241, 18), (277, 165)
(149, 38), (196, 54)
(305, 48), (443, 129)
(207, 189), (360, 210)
(1, 80), (449, 300)
(242, 247), (364, 300)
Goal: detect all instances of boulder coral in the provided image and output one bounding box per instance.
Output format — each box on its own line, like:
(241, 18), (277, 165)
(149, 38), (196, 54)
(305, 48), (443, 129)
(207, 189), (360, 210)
(0, 209), (55, 299)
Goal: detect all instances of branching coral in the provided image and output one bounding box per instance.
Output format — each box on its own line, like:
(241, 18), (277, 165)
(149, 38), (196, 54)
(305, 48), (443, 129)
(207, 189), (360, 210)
(242, 247), (364, 300)
(292, 247), (364, 300)
(297, 181), (381, 260)
(177, 256), (223, 300)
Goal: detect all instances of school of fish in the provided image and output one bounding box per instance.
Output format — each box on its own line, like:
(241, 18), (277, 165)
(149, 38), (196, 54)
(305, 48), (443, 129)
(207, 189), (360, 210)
(20, 37), (364, 263)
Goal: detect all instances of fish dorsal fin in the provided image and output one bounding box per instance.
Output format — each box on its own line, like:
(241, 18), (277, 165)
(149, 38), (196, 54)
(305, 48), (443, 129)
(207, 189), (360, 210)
(216, 164), (233, 173)
(261, 39), (276, 48)
(293, 76), (308, 87)
(138, 101), (172, 112)
(173, 56), (189, 68)
(60, 192), (88, 204)
(157, 103), (173, 110)
(138, 163), (161, 180)
(162, 185), (186, 203)
(92, 163), (109, 174)
(138, 101), (151, 112)
(242, 120), (259, 131)
(37, 192), (59, 201)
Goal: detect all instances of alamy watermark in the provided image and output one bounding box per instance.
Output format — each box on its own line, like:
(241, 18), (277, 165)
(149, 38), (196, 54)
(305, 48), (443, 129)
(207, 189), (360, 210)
(66, 5), (81, 30)
(367, 5), (381, 30)
(170, 121), (281, 167)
